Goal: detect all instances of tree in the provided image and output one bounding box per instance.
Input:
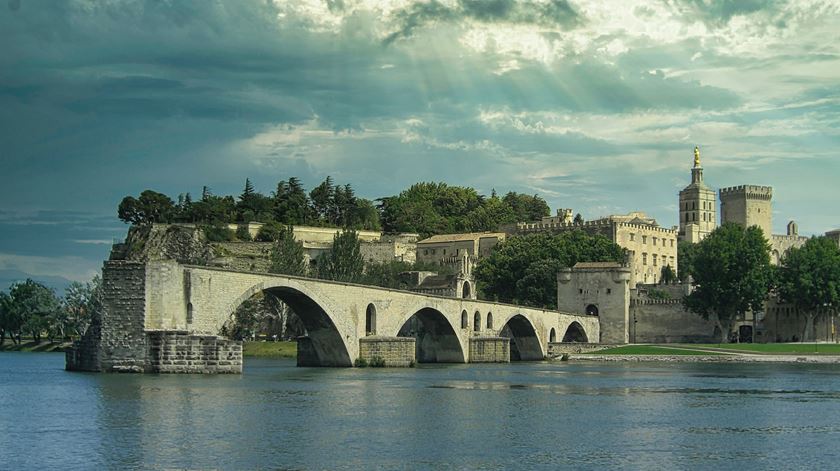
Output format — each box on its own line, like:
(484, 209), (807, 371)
(475, 231), (625, 308)
(379, 182), (484, 236)
(118, 190), (176, 225)
(683, 223), (772, 342)
(573, 213), (584, 225)
(61, 276), (103, 339)
(317, 230), (364, 283)
(677, 241), (699, 282)
(255, 221), (284, 242)
(502, 192), (550, 222)
(269, 225), (308, 277)
(660, 265), (677, 285)
(310, 176), (335, 223)
(0, 292), (11, 345)
(777, 236), (840, 341)
(273, 177), (311, 225)
(5, 280), (61, 343)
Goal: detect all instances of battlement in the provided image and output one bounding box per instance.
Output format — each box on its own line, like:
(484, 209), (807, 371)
(615, 222), (678, 235)
(719, 185), (773, 200)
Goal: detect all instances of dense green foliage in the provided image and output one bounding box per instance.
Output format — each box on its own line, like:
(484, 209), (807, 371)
(677, 241), (698, 282)
(316, 230), (365, 283)
(268, 226), (308, 277)
(475, 231), (625, 309)
(777, 236), (840, 340)
(683, 223), (773, 342)
(378, 183), (549, 237)
(0, 278), (101, 345)
(660, 265), (676, 285)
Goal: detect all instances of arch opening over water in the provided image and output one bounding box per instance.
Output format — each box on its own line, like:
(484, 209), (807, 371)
(562, 321), (588, 343)
(229, 286), (352, 367)
(398, 308), (465, 363)
(499, 314), (543, 361)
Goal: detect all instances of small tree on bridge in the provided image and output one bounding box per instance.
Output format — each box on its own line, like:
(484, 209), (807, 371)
(317, 229), (364, 283)
(269, 225), (308, 277)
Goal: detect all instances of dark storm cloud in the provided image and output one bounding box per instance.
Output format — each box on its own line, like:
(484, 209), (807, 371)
(384, 0), (583, 44)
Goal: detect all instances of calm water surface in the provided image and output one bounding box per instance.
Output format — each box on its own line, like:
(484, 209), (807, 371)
(2, 353), (840, 470)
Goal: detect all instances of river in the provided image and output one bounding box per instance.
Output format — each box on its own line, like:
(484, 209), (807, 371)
(2, 353), (840, 469)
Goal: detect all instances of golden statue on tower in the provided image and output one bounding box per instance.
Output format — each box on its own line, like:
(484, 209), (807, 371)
(694, 145), (701, 167)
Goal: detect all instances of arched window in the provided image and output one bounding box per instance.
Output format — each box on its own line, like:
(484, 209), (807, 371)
(486, 312), (493, 329)
(474, 311), (481, 332)
(585, 304), (599, 316)
(462, 281), (472, 299)
(187, 302), (194, 324)
(365, 303), (376, 335)
(549, 328), (557, 343)
(461, 310), (468, 329)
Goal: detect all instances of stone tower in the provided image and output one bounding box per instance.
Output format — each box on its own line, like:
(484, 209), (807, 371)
(678, 146), (716, 243)
(719, 185), (773, 238)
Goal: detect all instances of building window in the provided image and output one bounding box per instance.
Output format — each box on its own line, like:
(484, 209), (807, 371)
(629, 233), (635, 241)
(642, 253), (647, 265)
(607, 288), (612, 294)
(579, 289), (583, 294)
(642, 235), (647, 244)
(670, 239), (674, 247)
(653, 237), (658, 245)
(653, 254), (658, 266)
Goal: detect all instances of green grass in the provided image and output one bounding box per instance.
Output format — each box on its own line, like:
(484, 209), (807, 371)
(0, 340), (70, 352)
(592, 345), (722, 356)
(679, 343), (840, 354)
(242, 341), (297, 358)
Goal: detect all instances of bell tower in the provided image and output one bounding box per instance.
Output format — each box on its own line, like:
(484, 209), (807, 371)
(678, 146), (717, 243)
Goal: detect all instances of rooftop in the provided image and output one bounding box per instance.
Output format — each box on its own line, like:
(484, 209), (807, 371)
(418, 232), (506, 244)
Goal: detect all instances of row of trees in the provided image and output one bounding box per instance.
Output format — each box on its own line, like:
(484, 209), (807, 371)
(118, 180), (558, 239)
(118, 177), (382, 231)
(0, 278), (101, 345)
(682, 223), (840, 342)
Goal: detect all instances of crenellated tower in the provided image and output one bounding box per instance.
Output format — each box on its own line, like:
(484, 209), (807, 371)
(719, 185), (773, 238)
(678, 146), (717, 243)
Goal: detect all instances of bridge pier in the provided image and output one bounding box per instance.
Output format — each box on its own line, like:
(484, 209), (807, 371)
(469, 337), (511, 363)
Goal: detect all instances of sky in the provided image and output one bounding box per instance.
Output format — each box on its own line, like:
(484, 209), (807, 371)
(1, 0), (839, 288)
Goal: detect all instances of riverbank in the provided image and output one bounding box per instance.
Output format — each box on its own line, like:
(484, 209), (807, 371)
(0, 340), (71, 352)
(243, 340), (296, 358)
(568, 343), (840, 364)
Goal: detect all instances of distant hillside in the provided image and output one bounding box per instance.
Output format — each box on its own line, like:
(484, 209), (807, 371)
(0, 269), (75, 294)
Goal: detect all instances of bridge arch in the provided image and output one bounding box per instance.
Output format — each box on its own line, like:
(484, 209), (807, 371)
(562, 321), (588, 343)
(498, 314), (544, 361)
(228, 281), (353, 367)
(549, 327), (557, 343)
(397, 307), (466, 363)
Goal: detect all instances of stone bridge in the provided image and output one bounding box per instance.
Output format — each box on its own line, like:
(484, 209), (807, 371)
(67, 260), (599, 373)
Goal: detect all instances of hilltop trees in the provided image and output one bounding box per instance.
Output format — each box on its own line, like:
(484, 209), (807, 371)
(118, 190), (176, 225)
(683, 223), (773, 342)
(777, 236), (840, 341)
(475, 231), (625, 309)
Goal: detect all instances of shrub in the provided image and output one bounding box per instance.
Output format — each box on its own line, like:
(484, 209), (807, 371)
(202, 224), (235, 242)
(235, 225), (252, 241)
(256, 221), (284, 242)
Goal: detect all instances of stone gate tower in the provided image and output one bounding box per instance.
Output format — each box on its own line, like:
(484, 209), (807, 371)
(678, 146), (716, 243)
(719, 185), (773, 238)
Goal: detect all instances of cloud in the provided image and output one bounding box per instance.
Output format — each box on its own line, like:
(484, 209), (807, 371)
(383, 0), (583, 44)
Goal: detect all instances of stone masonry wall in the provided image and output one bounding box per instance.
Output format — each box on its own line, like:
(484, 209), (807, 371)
(99, 261), (149, 373)
(146, 331), (242, 374)
(468, 337), (510, 362)
(358, 336), (416, 367)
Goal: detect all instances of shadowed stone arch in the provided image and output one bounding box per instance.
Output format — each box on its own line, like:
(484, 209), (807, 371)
(549, 327), (557, 343)
(398, 307), (466, 363)
(562, 321), (588, 343)
(486, 312), (493, 329)
(473, 310), (481, 332)
(499, 314), (543, 361)
(229, 283), (352, 367)
(462, 281), (472, 299)
(366, 303), (376, 335)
